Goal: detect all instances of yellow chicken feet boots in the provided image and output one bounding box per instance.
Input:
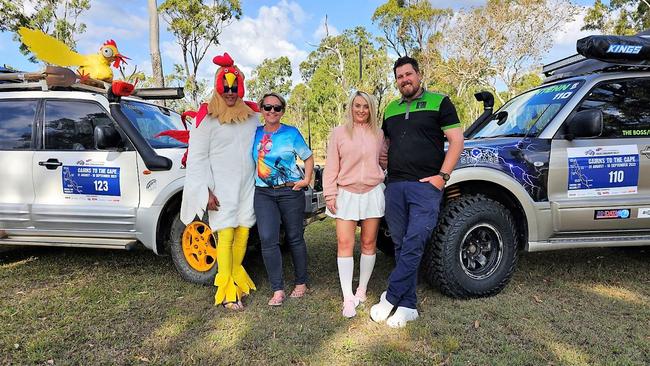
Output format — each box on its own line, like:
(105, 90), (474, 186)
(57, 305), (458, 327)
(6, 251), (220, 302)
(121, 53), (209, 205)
(213, 228), (240, 308)
(232, 226), (256, 297)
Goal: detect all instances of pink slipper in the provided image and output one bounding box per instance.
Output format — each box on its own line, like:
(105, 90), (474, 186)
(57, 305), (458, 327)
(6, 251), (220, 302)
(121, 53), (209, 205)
(354, 287), (367, 303)
(342, 296), (360, 318)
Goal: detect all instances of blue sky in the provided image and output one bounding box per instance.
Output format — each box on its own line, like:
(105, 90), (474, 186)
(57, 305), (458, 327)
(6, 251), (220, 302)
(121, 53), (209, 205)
(0, 0), (598, 86)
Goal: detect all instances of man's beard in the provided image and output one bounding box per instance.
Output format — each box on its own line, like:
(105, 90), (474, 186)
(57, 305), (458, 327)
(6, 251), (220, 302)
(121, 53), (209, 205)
(400, 83), (419, 99)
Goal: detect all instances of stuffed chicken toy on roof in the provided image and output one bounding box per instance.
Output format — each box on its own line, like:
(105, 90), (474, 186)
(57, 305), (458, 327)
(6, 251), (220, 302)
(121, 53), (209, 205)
(18, 27), (129, 82)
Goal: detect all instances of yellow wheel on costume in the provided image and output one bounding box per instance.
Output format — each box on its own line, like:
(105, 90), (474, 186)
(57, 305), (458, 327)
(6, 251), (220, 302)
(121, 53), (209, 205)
(181, 221), (217, 272)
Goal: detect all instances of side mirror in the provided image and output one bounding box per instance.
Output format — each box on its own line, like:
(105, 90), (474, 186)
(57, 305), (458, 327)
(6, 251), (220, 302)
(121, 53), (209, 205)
(565, 109), (603, 140)
(94, 125), (122, 150)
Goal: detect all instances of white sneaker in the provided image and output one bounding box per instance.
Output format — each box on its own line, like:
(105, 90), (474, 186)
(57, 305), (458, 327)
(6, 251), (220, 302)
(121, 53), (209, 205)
(370, 291), (395, 322)
(386, 306), (419, 328)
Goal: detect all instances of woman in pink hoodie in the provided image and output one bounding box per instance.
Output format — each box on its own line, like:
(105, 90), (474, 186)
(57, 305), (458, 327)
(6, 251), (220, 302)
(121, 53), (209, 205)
(324, 91), (387, 318)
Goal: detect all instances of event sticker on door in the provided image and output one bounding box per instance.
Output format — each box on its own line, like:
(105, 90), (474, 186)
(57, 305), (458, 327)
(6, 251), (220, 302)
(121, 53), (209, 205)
(638, 208), (650, 218)
(62, 165), (121, 196)
(567, 145), (639, 198)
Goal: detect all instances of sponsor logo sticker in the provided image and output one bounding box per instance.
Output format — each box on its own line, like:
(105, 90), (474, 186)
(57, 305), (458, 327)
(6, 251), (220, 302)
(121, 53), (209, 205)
(606, 45), (642, 54)
(594, 209), (630, 220)
(638, 208), (650, 219)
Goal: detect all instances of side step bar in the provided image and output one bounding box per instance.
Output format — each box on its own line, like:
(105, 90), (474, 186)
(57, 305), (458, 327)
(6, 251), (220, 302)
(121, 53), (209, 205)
(0, 235), (137, 250)
(528, 235), (650, 252)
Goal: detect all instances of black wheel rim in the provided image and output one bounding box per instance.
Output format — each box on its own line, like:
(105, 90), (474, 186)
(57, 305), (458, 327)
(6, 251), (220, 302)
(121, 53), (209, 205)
(459, 223), (503, 280)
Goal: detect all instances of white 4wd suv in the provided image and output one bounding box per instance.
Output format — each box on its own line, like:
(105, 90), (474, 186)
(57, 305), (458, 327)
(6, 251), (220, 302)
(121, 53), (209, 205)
(0, 68), (326, 284)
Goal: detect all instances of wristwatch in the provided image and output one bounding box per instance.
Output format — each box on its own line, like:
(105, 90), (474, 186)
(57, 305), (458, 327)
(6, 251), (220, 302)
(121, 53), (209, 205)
(438, 171), (450, 182)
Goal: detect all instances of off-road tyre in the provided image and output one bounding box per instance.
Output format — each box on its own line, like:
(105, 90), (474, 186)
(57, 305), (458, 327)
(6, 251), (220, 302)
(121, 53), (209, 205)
(423, 194), (518, 299)
(167, 212), (217, 285)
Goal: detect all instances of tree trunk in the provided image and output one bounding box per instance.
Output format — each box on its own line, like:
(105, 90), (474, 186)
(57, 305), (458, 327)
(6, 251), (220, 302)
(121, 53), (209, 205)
(148, 0), (165, 92)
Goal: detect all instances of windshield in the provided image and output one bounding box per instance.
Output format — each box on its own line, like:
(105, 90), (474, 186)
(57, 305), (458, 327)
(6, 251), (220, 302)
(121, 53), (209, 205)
(120, 100), (187, 148)
(472, 80), (585, 138)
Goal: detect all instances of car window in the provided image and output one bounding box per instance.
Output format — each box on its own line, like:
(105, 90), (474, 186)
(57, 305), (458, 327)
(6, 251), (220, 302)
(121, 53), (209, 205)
(44, 100), (114, 150)
(576, 78), (650, 138)
(120, 100), (186, 148)
(0, 99), (38, 150)
(472, 80), (584, 139)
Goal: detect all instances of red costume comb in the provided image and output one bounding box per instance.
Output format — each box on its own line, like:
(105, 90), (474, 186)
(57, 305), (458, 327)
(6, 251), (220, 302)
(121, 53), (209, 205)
(213, 53), (234, 67)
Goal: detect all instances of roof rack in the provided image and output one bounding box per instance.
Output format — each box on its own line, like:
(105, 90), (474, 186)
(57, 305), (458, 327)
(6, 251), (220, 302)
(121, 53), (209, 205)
(0, 66), (184, 100)
(542, 31), (650, 83)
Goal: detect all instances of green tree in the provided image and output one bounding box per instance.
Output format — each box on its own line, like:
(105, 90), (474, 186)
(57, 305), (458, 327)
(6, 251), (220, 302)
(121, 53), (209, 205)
(372, 0), (451, 86)
(247, 56), (292, 102)
(583, 0), (649, 35)
(290, 27), (393, 159)
(0, 0), (91, 62)
(159, 0), (242, 106)
(371, 0), (451, 58)
(164, 63), (209, 112)
(438, 0), (577, 106)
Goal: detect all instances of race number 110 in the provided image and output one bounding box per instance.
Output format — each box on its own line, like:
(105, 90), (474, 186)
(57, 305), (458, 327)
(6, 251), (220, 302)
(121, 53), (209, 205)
(608, 170), (624, 183)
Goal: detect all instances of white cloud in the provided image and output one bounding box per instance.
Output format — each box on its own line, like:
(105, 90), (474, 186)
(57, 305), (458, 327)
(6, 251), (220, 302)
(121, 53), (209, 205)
(75, 1), (148, 55)
(189, 0), (309, 92)
(161, 41), (184, 66)
(312, 16), (340, 41)
(22, 1), (39, 16)
(542, 6), (600, 63)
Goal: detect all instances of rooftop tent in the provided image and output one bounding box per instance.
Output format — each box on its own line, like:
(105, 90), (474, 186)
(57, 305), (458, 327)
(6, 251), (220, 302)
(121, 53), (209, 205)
(577, 34), (650, 64)
(542, 30), (650, 82)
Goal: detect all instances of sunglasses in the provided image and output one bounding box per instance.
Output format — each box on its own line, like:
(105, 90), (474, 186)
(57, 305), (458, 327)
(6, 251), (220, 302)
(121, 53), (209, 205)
(262, 104), (284, 112)
(223, 85), (238, 94)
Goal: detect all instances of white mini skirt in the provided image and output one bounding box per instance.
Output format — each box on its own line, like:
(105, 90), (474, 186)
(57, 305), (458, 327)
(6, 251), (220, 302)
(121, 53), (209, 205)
(326, 183), (385, 221)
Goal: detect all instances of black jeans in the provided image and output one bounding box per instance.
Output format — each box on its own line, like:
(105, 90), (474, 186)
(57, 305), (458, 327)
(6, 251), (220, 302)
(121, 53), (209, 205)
(254, 186), (308, 292)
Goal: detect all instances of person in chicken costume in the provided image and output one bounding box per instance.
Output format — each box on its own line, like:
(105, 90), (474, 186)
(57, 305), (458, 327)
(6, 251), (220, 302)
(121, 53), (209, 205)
(180, 53), (259, 310)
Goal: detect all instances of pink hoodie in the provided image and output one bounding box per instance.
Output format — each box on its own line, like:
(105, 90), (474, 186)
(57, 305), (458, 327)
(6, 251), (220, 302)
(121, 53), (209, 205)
(323, 124), (387, 200)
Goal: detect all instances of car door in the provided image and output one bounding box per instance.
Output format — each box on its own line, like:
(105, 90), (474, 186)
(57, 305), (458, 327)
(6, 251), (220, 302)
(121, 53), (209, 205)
(0, 99), (39, 233)
(548, 77), (650, 233)
(32, 99), (140, 234)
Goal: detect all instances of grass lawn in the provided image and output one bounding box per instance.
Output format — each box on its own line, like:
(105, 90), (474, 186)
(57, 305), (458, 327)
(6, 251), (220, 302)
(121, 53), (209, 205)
(1, 218), (649, 365)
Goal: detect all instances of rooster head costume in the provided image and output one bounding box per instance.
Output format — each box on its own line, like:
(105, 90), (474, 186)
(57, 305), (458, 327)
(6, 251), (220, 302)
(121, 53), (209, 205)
(207, 52), (257, 124)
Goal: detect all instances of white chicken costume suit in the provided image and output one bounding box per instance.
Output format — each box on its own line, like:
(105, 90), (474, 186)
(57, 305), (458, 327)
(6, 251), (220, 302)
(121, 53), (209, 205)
(180, 53), (258, 305)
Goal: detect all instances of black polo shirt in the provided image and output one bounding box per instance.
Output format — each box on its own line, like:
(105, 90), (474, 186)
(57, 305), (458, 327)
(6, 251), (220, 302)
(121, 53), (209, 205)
(381, 90), (460, 182)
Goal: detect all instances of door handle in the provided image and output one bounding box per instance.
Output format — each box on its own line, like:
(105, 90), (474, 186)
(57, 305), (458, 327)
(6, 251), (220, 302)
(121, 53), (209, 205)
(641, 147), (650, 158)
(38, 158), (63, 170)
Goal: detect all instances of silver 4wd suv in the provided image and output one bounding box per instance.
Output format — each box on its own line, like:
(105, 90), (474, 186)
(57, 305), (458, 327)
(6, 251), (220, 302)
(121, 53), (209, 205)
(378, 32), (650, 298)
(0, 67), (326, 284)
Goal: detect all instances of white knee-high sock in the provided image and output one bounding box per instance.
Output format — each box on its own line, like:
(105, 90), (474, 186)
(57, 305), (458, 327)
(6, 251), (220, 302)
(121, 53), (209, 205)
(337, 256), (354, 299)
(358, 253), (376, 290)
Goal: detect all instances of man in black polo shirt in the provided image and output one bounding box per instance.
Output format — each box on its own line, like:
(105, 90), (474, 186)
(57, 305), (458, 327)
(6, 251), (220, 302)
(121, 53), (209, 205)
(370, 56), (464, 328)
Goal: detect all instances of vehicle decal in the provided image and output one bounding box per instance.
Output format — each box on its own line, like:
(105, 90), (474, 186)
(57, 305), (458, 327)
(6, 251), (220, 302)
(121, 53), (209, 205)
(621, 129), (650, 137)
(594, 209), (630, 220)
(145, 179), (158, 190)
(62, 165), (121, 196)
(567, 145), (639, 197)
(530, 82), (581, 103)
(638, 208), (650, 218)
(458, 138), (551, 202)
